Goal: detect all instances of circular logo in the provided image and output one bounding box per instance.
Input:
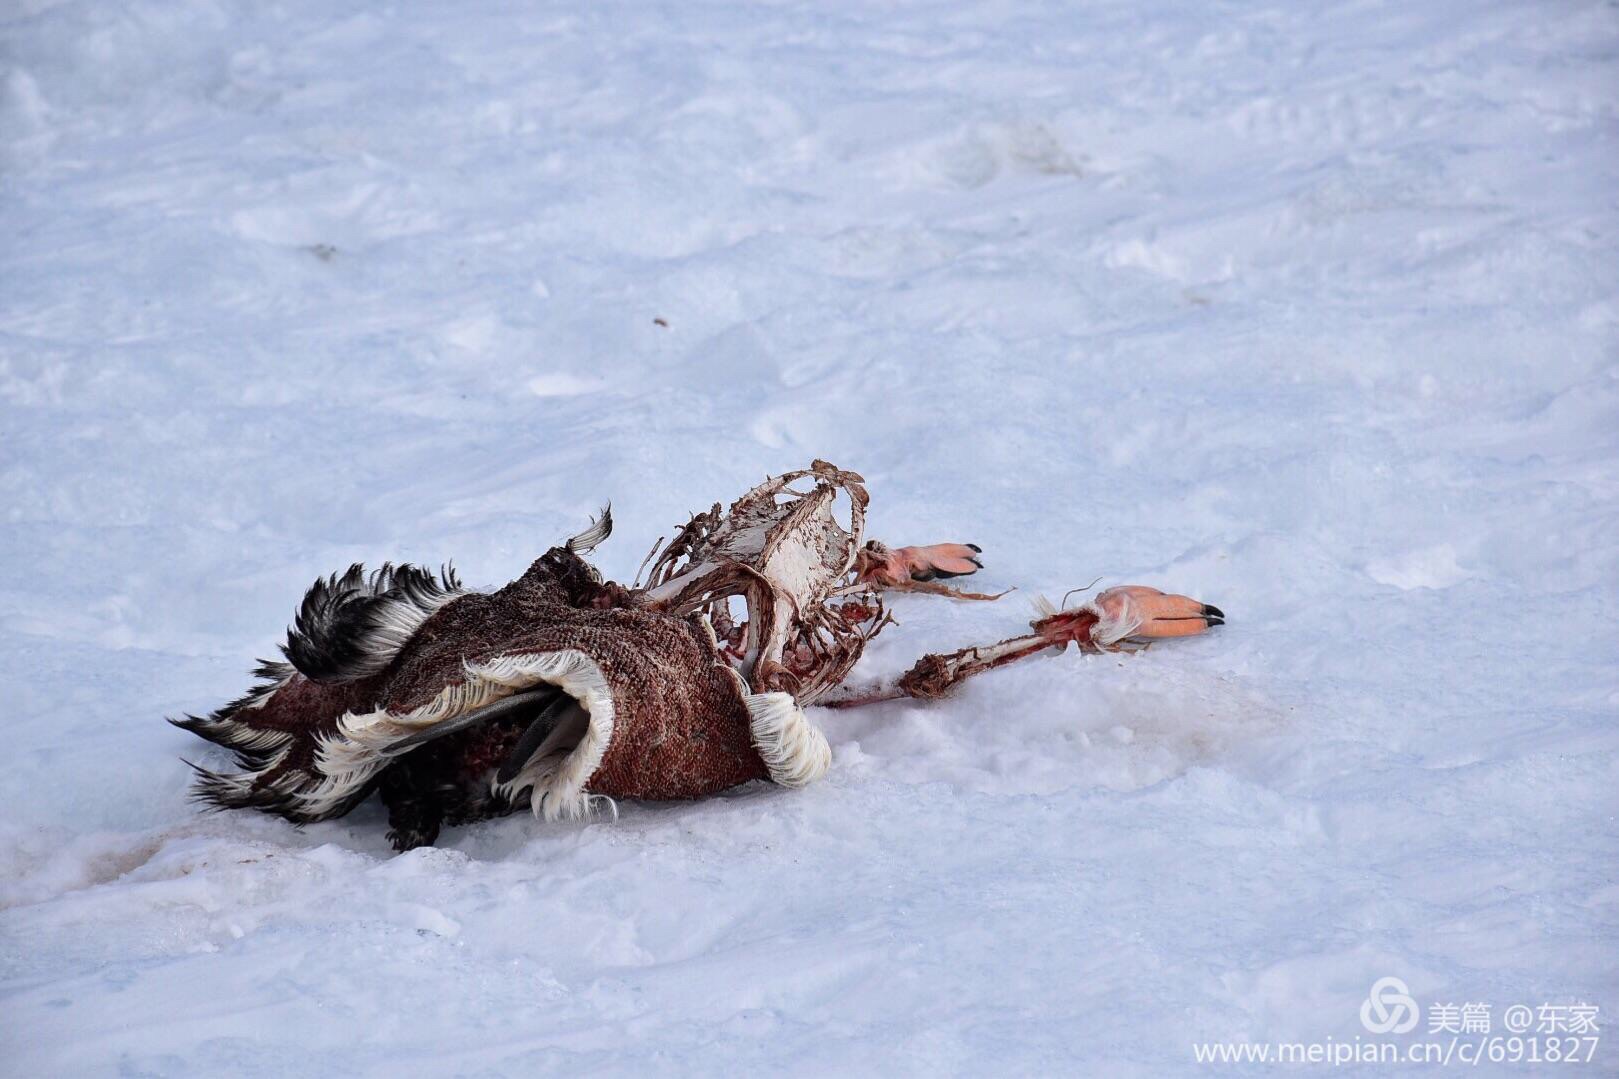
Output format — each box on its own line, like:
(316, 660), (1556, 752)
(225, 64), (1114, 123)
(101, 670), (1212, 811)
(1361, 976), (1420, 1034)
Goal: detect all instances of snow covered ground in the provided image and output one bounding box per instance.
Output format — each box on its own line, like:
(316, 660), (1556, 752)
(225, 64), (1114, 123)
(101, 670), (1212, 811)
(3, 0), (1616, 1073)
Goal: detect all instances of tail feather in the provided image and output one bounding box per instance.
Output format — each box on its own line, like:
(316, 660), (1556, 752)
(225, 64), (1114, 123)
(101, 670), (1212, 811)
(180, 751), (372, 822)
(170, 712), (292, 764)
(173, 560), (465, 822)
(168, 656), (296, 765)
(565, 505), (613, 555)
(281, 563), (464, 684)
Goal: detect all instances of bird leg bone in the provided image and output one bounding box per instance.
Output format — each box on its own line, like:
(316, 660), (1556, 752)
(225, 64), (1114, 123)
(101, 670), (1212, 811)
(821, 585), (1223, 707)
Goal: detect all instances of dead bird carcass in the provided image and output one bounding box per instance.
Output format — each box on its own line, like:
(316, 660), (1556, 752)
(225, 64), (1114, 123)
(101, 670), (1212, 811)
(173, 461), (1223, 850)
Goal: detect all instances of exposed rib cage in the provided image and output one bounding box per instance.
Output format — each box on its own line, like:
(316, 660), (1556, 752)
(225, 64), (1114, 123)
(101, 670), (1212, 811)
(635, 460), (889, 704)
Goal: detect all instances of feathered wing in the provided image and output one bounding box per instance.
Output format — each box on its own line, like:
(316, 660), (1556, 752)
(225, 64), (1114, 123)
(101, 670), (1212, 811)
(281, 562), (465, 683)
(171, 561), (466, 820)
(169, 658), (298, 766)
(171, 545), (824, 834)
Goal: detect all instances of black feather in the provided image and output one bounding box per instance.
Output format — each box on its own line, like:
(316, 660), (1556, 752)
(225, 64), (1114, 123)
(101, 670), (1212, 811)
(280, 562), (462, 684)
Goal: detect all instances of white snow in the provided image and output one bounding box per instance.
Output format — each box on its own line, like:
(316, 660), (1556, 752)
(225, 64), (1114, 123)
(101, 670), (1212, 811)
(2, 0), (1616, 1074)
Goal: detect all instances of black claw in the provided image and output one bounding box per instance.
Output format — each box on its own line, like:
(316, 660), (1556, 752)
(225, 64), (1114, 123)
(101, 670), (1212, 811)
(1205, 614), (1225, 627)
(1202, 604), (1225, 620)
(966, 543), (982, 553)
(967, 557), (983, 569)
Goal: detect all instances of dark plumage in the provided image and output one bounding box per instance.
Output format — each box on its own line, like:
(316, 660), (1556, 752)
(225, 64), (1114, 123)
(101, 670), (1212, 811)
(281, 563), (464, 684)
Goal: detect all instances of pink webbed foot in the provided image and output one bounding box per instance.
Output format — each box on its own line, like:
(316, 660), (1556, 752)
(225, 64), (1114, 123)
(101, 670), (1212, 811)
(859, 542), (981, 586)
(854, 542), (1006, 600)
(1034, 585), (1224, 651)
(1098, 585), (1224, 640)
